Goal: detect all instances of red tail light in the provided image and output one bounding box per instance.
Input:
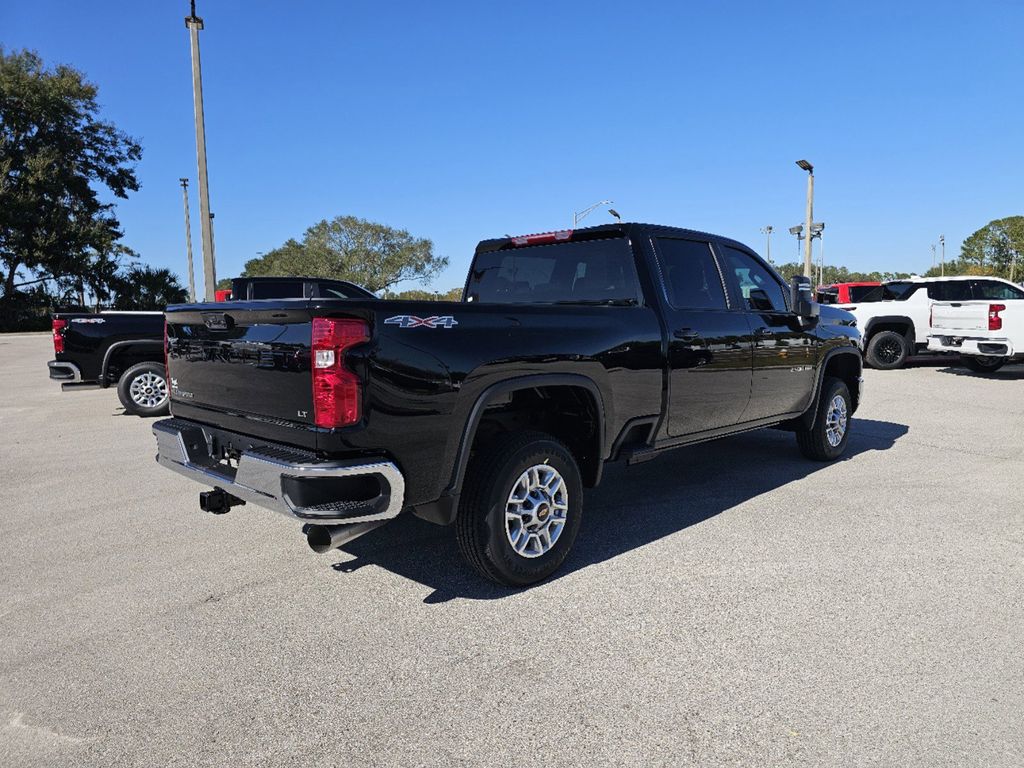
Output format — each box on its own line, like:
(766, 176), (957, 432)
(311, 317), (369, 428)
(989, 304), (1006, 331)
(52, 318), (67, 354)
(509, 230), (573, 247)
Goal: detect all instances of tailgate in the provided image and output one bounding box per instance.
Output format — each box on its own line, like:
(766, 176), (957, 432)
(166, 301), (317, 427)
(930, 302), (988, 332)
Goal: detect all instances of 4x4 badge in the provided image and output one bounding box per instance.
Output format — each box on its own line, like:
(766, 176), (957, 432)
(384, 315), (458, 329)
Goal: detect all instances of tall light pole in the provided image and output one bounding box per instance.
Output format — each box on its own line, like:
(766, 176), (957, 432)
(931, 243), (937, 272)
(573, 200), (614, 228)
(760, 225), (774, 263)
(796, 160), (814, 278)
(179, 178), (197, 302)
(186, 0), (216, 300)
(939, 234), (945, 276)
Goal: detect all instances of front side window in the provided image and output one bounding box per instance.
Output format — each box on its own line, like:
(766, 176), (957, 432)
(861, 282), (918, 302)
(654, 238), (727, 310)
(817, 287), (839, 304)
(466, 238), (641, 304)
(971, 280), (1024, 300)
(927, 281), (973, 301)
(848, 285), (879, 302)
(721, 246), (788, 312)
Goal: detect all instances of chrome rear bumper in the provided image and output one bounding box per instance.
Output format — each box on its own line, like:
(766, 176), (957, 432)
(152, 418), (405, 525)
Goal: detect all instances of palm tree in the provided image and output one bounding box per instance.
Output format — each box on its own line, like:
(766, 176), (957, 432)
(111, 266), (187, 310)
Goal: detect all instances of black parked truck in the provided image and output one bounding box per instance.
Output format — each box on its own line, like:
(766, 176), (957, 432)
(153, 223), (863, 586)
(47, 276), (376, 416)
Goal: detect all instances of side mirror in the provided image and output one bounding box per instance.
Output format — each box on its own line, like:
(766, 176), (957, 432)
(790, 275), (820, 324)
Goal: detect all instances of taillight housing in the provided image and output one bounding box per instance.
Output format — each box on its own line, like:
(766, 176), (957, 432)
(311, 317), (369, 428)
(989, 304), (1006, 331)
(52, 318), (67, 354)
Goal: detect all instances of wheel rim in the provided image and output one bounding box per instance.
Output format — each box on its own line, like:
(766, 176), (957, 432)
(825, 394), (848, 447)
(129, 371), (168, 409)
(504, 464), (569, 559)
(876, 337), (903, 365)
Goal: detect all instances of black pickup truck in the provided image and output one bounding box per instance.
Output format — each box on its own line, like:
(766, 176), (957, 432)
(48, 276), (376, 416)
(153, 223), (862, 586)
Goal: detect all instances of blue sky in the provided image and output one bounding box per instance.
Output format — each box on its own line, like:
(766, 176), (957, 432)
(4, 1), (1023, 294)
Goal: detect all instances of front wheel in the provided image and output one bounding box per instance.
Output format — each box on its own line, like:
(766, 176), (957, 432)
(796, 377), (852, 461)
(456, 431), (583, 587)
(961, 356), (1007, 374)
(117, 362), (170, 417)
(865, 330), (910, 369)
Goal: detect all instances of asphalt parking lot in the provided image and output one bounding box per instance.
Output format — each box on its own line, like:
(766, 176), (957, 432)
(1, 333), (1022, 768)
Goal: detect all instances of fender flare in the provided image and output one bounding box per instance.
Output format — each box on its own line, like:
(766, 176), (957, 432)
(863, 315), (916, 343)
(100, 339), (165, 387)
(444, 373), (607, 498)
(799, 347), (863, 428)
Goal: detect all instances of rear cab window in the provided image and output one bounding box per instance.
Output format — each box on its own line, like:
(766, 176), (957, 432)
(927, 281), (973, 301)
(861, 282), (920, 302)
(466, 238), (642, 305)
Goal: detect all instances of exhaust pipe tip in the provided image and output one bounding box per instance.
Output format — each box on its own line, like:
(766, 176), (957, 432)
(304, 520), (387, 554)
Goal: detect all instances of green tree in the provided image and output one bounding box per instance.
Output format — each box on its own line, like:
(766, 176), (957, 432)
(383, 287), (463, 301)
(925, 216), (1024, 280)
(0, 49), (142, 315)
(244, 216), (447, 292)
(110, 266), (187, 310)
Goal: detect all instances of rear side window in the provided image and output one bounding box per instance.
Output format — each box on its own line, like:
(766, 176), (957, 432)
(971, 280), (1024, 300)
(466, 238), (641, 304)
(927, 281), (972, 301)
(250, 281), (305, 299)
(721, 246), (788, 312)
(654, 238), (727, 310)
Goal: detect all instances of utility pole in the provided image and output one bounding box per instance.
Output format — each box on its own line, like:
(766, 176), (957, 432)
(939, 234), (945, 276)
(796, 160), (815, 278)
(760, 226), (774, 263)
(186, 0), (216, 300)
(179, 178), (197, 302)
(931, 243), (937, 272)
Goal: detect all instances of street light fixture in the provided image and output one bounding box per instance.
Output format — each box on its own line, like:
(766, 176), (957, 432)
(760, 225), (774, 263)
(573, 200), (614, 228)
(795, 160), (815, 278)
(608, 208), (622, 221)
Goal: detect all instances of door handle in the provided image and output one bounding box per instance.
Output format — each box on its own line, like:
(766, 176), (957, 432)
(674, 328), (701, 342)
(755, 327), (775, 337)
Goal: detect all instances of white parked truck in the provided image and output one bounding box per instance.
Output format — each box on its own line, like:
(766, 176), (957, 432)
(843, 276), (1024, 369)
(927, 294), (1024, 373)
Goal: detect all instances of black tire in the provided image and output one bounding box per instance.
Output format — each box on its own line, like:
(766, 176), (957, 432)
(865, 330), (910, 369)
(456, 431), (583, 587)
(117, 362), (170, 417)
(961, 356), (1007, 374)
(796, 377), (852, 461)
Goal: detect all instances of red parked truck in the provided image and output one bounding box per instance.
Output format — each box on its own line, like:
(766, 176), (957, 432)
(815, 281), (881, 305)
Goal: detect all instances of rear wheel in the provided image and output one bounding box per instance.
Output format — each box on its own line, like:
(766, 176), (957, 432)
(865, 330), (910, 369)
(796, 377), (852, 461)
(961, 356), (1007, 373)
(456, 431), (583, 587)
(117, 362), (170, 417)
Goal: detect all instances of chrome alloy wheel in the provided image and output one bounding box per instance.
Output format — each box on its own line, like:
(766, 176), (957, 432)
(825, 393), (849, 447)
(504, 464), (569, 559)
(129, 371), (168, 409)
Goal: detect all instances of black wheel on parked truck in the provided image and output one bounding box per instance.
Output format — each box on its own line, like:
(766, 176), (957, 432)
(456, 431), (583, 587)
(865, 330), (910, 369)
(796, 377), (852, 462)
(117, 362), (170, 417)
(961, 356), (1007, 374)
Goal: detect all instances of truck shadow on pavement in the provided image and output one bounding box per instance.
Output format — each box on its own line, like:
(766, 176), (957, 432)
(330, 418), (909, 603)
(936, 366), (1024, 380)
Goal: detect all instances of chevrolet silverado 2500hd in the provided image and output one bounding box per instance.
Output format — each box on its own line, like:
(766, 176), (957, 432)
(153, 223), (863, 586)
